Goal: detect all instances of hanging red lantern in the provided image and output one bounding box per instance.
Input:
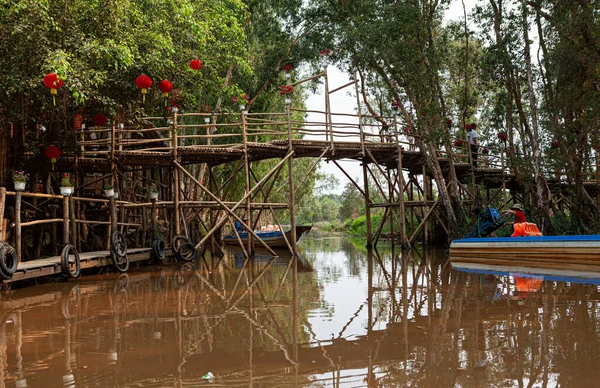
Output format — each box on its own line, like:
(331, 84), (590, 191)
(136, 74), (153, 102)
(93, 113), (107, 127)
(189, 59), (203, 70)
(45, 145), (62, 171)
(43, 73), (64, 106)
(158, 80), (173, 107)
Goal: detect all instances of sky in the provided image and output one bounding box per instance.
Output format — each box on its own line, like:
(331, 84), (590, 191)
(306, 0), (478, 194)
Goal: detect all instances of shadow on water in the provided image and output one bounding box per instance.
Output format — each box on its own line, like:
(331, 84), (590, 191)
(1, 235), (600, 386)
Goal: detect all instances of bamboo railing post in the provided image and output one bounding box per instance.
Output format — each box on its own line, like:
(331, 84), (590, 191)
(63, 195), (70, 245)
(15, 190), (22, 261)
(286, 98), (297, 256)
(173, 110), (181, 236)
(324, 68), (334, 153)
(501, 147), (507, 209)
(422, 165), (429, 245)
(0, 187), (5, 241)
(151, 199), (157, 239)
(353, 71), (365, 155)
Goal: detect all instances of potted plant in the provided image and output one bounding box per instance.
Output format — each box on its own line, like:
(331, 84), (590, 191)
(233, 93), (250, 111)
(453, 139), (465, 153)
(149, 184), (159, 200)
(12, 170), (28, 191)
(103, 183), (114, 198)
(59, 173), (74, 196)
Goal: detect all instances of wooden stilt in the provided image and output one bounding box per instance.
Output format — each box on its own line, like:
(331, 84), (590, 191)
(0, 187), (5, 241)
(15, 190), (22, 261)
(63, 195), (70, 245)
(172, 111), (181, 236)
(285, 99), (297, 256)
(363, 163), (372, 248)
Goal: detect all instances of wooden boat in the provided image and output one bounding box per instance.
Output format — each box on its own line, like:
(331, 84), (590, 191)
(226, 246), (313, 271)
(223, 225), (312, 249)
(450, 235), (600, 272)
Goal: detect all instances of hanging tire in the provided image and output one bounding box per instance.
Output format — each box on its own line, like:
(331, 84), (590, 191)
(110, 249), (129, 273)
(0, 246), (10, 281)
(172, 235), (189, 252)
(177, 242), (196, 262)
(0, 242), (18, 279)
(61, 244), (81, 278)
(152, 239), (166, 262)
(111, 231), (128, 257)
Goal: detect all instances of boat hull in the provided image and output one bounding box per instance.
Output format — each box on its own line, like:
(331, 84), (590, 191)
(450, 235), (600, 272)
(223, 225), (312, 249)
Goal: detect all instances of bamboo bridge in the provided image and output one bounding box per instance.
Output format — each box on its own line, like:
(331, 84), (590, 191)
(0, 70), (599, 283)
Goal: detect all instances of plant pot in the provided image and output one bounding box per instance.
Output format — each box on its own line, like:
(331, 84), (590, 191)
(239, 104), (246, 111)
(285, 72), (291, 79)
(150, 192), (159, 200)
(204, 118), (210, 124)
(13, 181), (26, 191)
(104, 188), (114, 198)
(60, 187), (73, 196)
(284, 97), (292, 105)
(113, 192), (119, 199)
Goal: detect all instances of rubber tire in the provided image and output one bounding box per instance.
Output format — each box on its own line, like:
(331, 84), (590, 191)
(172, 235), (190, 252)
(110, 249), (129, 273)
(177, 242), (196, 262)
(0, 243), (18, 278)
(61, 244), (81, 278)
(152, 239), (166, 262)
(0, 247), (10, 281)
(111, 231), (128, 257)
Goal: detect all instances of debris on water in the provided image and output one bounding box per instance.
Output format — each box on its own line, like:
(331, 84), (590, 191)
(202, 372), (215, 382)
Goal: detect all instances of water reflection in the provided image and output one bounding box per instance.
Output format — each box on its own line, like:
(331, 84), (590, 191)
(0, 236), (600, 386)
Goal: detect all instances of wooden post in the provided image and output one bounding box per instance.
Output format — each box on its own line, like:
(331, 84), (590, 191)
(286, 100), (297, 255)
(63, 195), (70, 245)
(141, 204), (148, 245)
(69, 196), (76, 246)
(422, 165), (429, 245)
(0, 187), (5, 241)
(151, 200), (157, 239)
(353, 71), (365, 156)
(394, 115), (408, 248)
(110, 196), (117, 237)
(324, 68), (334, 153)
(173, 111), (181, 236)
(501, 148), (507, 209)
(15, 190), (22, 261)
(363, 163), (372, 248)
(241, 107), (253, 254)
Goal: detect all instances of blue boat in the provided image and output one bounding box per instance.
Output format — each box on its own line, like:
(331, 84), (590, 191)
(450, 235), (600, 272)
(223, 224), (312, 249)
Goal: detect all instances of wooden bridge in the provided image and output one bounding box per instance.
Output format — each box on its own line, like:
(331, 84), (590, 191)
(0, 69), (599, 283)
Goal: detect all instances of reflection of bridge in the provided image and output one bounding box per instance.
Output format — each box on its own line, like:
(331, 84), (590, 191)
(2, 246), (600, 386)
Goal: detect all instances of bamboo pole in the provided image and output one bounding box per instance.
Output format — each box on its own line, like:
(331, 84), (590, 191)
(63, 195), (70, 245)
(0, 187), (5, 241)
(353, 71), (366, 157)
(241, 107), (253, 254)
(15, 190), (22, 261)
(286, 98), (297, 256)
(173, 110), (181, 236)
(363, 163), (372, 248)
(394, 114), (408, 248)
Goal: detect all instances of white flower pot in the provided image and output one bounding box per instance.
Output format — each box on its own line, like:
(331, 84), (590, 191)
(204, 118), (210, 124)
(113, 192), (119, 199)
(13, 181), (26, 191)
(284, 97), (292, 105)
(150, 192), (159, 200)
(285, 72), (291, 79)
(239, 104), (246, 111)
(104, 188), (114, 198)
(60, 187), (73, 196)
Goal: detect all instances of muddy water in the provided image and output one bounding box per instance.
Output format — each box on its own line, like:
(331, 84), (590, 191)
(1, 235), (600, 387)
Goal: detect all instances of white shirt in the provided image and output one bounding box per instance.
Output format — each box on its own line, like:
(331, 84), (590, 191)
(466, 129), (478, 145)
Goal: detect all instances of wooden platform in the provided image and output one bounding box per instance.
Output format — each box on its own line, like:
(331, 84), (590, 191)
(4, 248), (155, 284)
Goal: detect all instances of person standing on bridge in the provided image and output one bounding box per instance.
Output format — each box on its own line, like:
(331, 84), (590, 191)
(466, 123), (479, 167)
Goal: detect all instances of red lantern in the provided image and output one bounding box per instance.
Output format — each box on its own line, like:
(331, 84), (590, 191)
(446, 118), (453, 128)
(45, 145), (62, 171)
(93, 114), (107, 127)
(136, 74), (152, 101)
(189, 59), (203, 70)
(159, 80), (173, 107)
(43, 73), (64, 106)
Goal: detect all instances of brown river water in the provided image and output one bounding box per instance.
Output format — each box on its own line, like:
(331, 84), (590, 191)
(1, 234), (600, 387)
